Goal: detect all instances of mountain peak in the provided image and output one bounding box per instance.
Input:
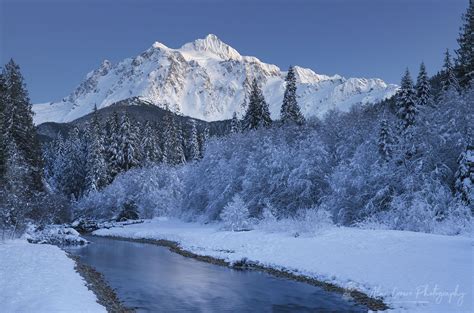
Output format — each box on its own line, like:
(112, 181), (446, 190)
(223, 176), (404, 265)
(181, 34), (241, 60)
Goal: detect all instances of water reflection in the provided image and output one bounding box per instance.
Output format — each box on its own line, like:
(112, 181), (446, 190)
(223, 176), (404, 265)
(66, 236), (367, 313)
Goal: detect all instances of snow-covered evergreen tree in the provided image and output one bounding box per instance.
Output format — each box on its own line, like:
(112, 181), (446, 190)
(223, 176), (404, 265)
(397, 69), (417, 131)
(85, 106), (107, 193)
(198, 126), (209, 159)
(230, 112), (241, 134)
(187, 120), (200, 161)
(416, 62), (431, 107)
(455, 145), (474, 209)
(455, 0), (474, 88)
(3, 60), (43, 192)
(220, 194), (250, 231)
(141, 121), (162, 164)
(378, 118), (392, 161)
(162, 111), (186, 165)
(441, 49), (460, 94)
(280, 66), (304, 125)
(0, 72), (6, 183)
(243, 79), (272, 130)
(117, 113), (140, 171)
(104, 111), (121, 181)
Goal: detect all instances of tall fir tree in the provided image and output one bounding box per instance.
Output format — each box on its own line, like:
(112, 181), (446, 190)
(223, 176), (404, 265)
(243, 79), (272, 130)
(455, 145), (474, 209)
(85, 106), (107, 193)
(455, 0), (474, 88)
(441, 49), (460, 93)
(104, 111), (121, 182)
(397, 69), (417, 131)
(280, 66), (305, 125)
(378, 118), (393, 161)
(230, 112), (241, 134)
(198, 126), (209, 159)
(162, 111), (186, 165)
(0, 72), (6, 183)
(187, 120), (200, 161)
(3, 60), (43, 192)
(141, 120), (162, 164)
(415, 62), (431, 107)
(117, 113), (140, 171)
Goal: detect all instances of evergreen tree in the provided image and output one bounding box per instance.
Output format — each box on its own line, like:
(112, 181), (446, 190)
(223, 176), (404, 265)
(441, 49), (460, 93)
(187, 120), (200, 161)
(162, 111), (186, 165)
(280, 66), (305, 125)
(141, 121), (162, 164)
(57, 127), (87, 199)
(104, 111), (121, 182)
(198, 126), (209, 159)
(117, 113), (140, 171)
(230, 112), (241, 134)
(455, 145), (474, 209)
(455, 0), (474, 88)
(397, 69), (417, 130)
(3, 60), (43, 192)
(243, 79), (272, 130)
(0, 72), (6, 182)
(415, 62), (431, 107)
(378, 119), (393, 161)
(85, 106), (107, 193)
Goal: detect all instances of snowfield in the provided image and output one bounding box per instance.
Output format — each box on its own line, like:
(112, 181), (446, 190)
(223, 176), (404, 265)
(94, 218), (473, 313)
(0, 240), (106, 313)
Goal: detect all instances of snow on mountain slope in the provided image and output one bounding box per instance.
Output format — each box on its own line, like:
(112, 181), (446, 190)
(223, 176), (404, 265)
(33, 34), (398, 124)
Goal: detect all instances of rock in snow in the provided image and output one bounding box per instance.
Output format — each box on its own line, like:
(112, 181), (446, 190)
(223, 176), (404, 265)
(33, 34), (398, 125)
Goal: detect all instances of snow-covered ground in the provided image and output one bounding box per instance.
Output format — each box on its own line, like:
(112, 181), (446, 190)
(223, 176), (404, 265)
(0, 240), (106, 313)
(94, 218), (473, 313)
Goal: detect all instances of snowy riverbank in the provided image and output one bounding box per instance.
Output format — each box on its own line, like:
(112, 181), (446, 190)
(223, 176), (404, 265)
(94, 218), (473, 313)
(0, 240), (106, 313)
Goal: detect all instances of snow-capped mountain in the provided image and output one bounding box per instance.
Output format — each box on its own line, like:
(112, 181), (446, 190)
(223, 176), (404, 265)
(33, 34), (398, 125)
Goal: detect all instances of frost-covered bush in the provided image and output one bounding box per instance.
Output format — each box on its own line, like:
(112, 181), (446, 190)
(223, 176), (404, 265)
(219, 195), (251, 231)
(27, 225), (88, 245)
(76, 165), (183, 219)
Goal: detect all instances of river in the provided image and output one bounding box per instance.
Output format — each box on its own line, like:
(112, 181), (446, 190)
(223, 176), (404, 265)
(65, 236), (368, 312)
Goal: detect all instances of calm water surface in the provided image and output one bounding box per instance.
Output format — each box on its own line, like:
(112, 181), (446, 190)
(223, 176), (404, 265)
(65, 236), (367, 313)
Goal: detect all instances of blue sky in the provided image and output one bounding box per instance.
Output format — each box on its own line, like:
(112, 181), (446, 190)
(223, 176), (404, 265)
(0, 0), (468, 103)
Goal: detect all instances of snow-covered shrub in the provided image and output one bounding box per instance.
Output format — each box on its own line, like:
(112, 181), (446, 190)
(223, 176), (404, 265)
(76, 165), (183, 219)
(27, 225), (88, 245)
(220, 195), (251, 231)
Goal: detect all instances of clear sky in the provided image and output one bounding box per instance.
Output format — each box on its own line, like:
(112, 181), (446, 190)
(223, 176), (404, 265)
(0, 0), (468, 103)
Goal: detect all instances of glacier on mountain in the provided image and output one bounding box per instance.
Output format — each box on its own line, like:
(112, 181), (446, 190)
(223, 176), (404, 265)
(33, 34), (398, 124)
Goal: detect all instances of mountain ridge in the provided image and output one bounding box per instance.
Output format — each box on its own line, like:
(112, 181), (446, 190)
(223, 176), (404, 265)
(33, 34), (398, 125)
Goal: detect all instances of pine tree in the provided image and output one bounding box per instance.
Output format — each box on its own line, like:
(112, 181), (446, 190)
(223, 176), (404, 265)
(0, 72), (6, 183)
(198, 126), (209, 159)
(455, 145), (474, 209)
(230, 112), (241, 134)
(280, 66), (305, 125)
(162, 111), (185, 165)
(243, 79), (272, 130)
(187, 120), (200, 161)
(117, 113), (140, 171)
(455, 0), (474, 88)
(397, 69), (417, 130)
(141, 121), (162, 164)
(104, 111), (121, 182)
(378, 119), (393, 161)
(85, 106), (107, 193)
(3, 60), (43, 192)
(441, 49), (460, 93)
(415, 62), (431, 107)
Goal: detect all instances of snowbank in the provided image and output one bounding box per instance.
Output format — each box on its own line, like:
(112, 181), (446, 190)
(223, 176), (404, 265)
(0, 240), (106, 313)
(94, 218), (473, 313)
